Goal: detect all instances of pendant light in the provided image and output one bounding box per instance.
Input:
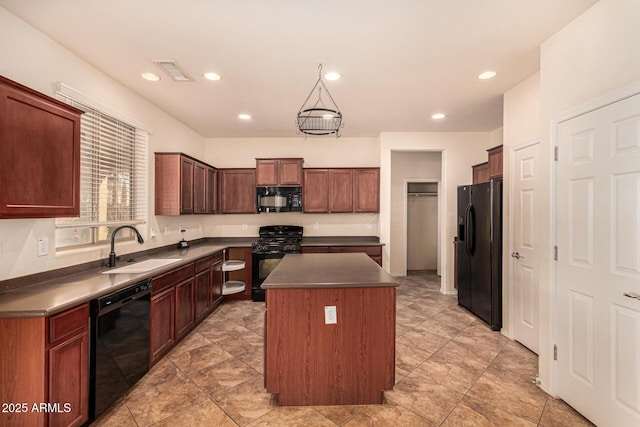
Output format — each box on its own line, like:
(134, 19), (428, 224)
(296, 64), (344, 137)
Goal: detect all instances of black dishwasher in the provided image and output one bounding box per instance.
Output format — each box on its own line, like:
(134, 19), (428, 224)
(89, 279), (151, 421)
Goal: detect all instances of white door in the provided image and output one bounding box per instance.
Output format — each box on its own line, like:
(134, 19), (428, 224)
(512, 141), (541, 354)
(556, 93), (640, 427)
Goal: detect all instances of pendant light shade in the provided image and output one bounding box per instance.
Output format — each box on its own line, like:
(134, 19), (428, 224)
(296, 64), (344, 137)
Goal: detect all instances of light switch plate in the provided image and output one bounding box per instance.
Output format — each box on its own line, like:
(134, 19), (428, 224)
(324, 306), (337, 324)
(37, 238), (49, 257)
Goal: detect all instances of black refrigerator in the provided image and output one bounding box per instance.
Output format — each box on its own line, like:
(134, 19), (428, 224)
(456, 180), (502, 331)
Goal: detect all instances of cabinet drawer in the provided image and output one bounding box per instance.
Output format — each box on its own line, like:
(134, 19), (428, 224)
(195, 252), (223, 272)
(152, 263), (195, 293)
(48, 303), (89, 345)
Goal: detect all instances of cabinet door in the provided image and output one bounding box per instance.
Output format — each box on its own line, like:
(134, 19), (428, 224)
(180, 156), (194, 214)
(303, 169), (330, 213)
(487, 145), (503, 179)
(175, 278), (195, 340)
(329, 169), (354, 213)
(193, 161), (207, 214)
(279, 159), (303, 186)
(218, 169), (256, 214)
(150, 288), (175, 364)
(256, 159), (279, 186)
(48, 332), (89, 427)
(195, 269), (211, 322)
(354, 168), (380, 213)
(472, 162), (489, 184)
(205, 166), (217, 213)
(0, 77), (82, 218)
(212, 261), (224, 309)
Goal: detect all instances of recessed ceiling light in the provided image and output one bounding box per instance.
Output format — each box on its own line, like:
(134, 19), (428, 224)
(203, 72), (222, 81)
(478, 71), (497, 80)
(324, 71), (341, 81)
(432, 113), (446, 120)
(141, 72), (160, 82)
(238, 114), (252, 120)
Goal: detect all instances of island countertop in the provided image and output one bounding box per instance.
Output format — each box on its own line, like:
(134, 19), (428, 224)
(261, 252), (398, 289)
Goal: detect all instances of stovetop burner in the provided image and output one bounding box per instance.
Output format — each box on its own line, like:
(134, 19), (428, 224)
(252, 225), (303, 254)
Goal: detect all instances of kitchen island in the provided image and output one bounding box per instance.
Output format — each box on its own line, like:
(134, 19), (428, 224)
(262, 252), (398, 406)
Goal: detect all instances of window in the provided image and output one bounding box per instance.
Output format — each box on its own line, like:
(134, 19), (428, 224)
(54, 83), (148, 249)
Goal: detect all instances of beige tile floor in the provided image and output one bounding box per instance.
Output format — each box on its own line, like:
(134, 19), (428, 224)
(93, 271), (594, 426)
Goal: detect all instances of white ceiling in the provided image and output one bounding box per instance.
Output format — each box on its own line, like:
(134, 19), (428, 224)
(0, 0), (598, 138)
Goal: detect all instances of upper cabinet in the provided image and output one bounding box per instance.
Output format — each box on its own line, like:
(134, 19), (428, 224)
(487, 145), (503, 179)
(218, 168), (256, 214)
(303, 168), (380, 213)
(0, 76), (83, 218)
(472, 145), (502, 184)
(155, 153), (217, 215)
(256, 158), (303, 186)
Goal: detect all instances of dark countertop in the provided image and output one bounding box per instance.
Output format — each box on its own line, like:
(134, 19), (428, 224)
(261, 253), (397, 289)
(0, 243), (229, 318)
(301, 236), (383, 246)
(0, 236), (383, 318)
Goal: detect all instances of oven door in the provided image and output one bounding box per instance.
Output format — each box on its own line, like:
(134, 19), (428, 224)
(252, 251), (286, 301)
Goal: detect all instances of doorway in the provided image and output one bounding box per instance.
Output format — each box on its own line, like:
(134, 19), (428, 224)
(406, 180), (440, 275)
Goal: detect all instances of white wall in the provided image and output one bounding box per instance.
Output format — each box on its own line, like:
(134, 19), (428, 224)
(501, 72), (540, 339)
(536, 0), (640, 393)
(379, 132), (494, 290)
(0, 8), (206, 280)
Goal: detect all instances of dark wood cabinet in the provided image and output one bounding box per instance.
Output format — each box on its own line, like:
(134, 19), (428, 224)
(218, 168), (256, 214)
(487, 145), (503, 179)
(304, 168), (380, 213)
(155, 153), (217, 215)
(256, 158), (303, 186)
(303, 169), (330, 213)
(354, 168), (380, 213)
(301, 245), (383, 266)
(0, 75), (83, 219)
(194, 250), (224, 322)
(175, 278), (195, 340)
(0, 303), (89, 427)
(472, 162), (489, 184)
(150, 263), (194, 364)
(472, 145), (502, 184)
(150, 288), (175, 364)
(329, 169), (354, 212)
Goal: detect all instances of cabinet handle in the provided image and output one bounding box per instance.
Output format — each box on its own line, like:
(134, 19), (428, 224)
(624, 292), (640, 300)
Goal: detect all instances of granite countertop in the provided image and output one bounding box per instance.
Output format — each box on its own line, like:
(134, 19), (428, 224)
(261, 253), (397, 289)
(0, 243), (230, 318)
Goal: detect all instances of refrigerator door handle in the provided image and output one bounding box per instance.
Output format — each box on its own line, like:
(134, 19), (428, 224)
(467, 204), (476, 256)
(465, 204), (474, 256)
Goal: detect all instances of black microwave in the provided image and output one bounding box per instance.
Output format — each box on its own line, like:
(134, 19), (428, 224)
(256, 187), (302, 212)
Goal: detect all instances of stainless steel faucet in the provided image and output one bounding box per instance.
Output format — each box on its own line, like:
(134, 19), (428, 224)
(108, 225), (144, 267)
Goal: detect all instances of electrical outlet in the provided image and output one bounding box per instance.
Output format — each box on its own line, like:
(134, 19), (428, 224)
(150, 228), (156, 239)
(367, 221), (372, 229)
(37, 237), (49, 257)
(313, 222), (319, 230)
(242, 223), (248, 230)
(324, 306), (337, 324)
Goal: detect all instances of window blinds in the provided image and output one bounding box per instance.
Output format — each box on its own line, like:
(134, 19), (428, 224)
(54, 83), (148, 245)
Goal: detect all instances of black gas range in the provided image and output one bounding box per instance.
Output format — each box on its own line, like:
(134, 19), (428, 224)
(251, 225), (303, 301)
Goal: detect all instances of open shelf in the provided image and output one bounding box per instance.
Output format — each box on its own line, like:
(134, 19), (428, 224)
(222, 280), (246, 295)
(222, 260), (245, 272)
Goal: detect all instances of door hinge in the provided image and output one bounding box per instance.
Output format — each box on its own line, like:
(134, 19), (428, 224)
(554, 146), (559, 161)
(554, 345), (558, 361)
(553, 245), (558, 261)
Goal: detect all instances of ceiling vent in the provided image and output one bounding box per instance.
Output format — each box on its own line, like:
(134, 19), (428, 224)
(152, 60), (193, 82)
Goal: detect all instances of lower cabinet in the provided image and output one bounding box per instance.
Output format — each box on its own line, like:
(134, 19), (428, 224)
(301, 245), (383, 266)
(150, 252), (225, 365)
(0, 303), (89, 427)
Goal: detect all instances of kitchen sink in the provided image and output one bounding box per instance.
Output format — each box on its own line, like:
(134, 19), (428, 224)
(102, 258), (183, 274)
